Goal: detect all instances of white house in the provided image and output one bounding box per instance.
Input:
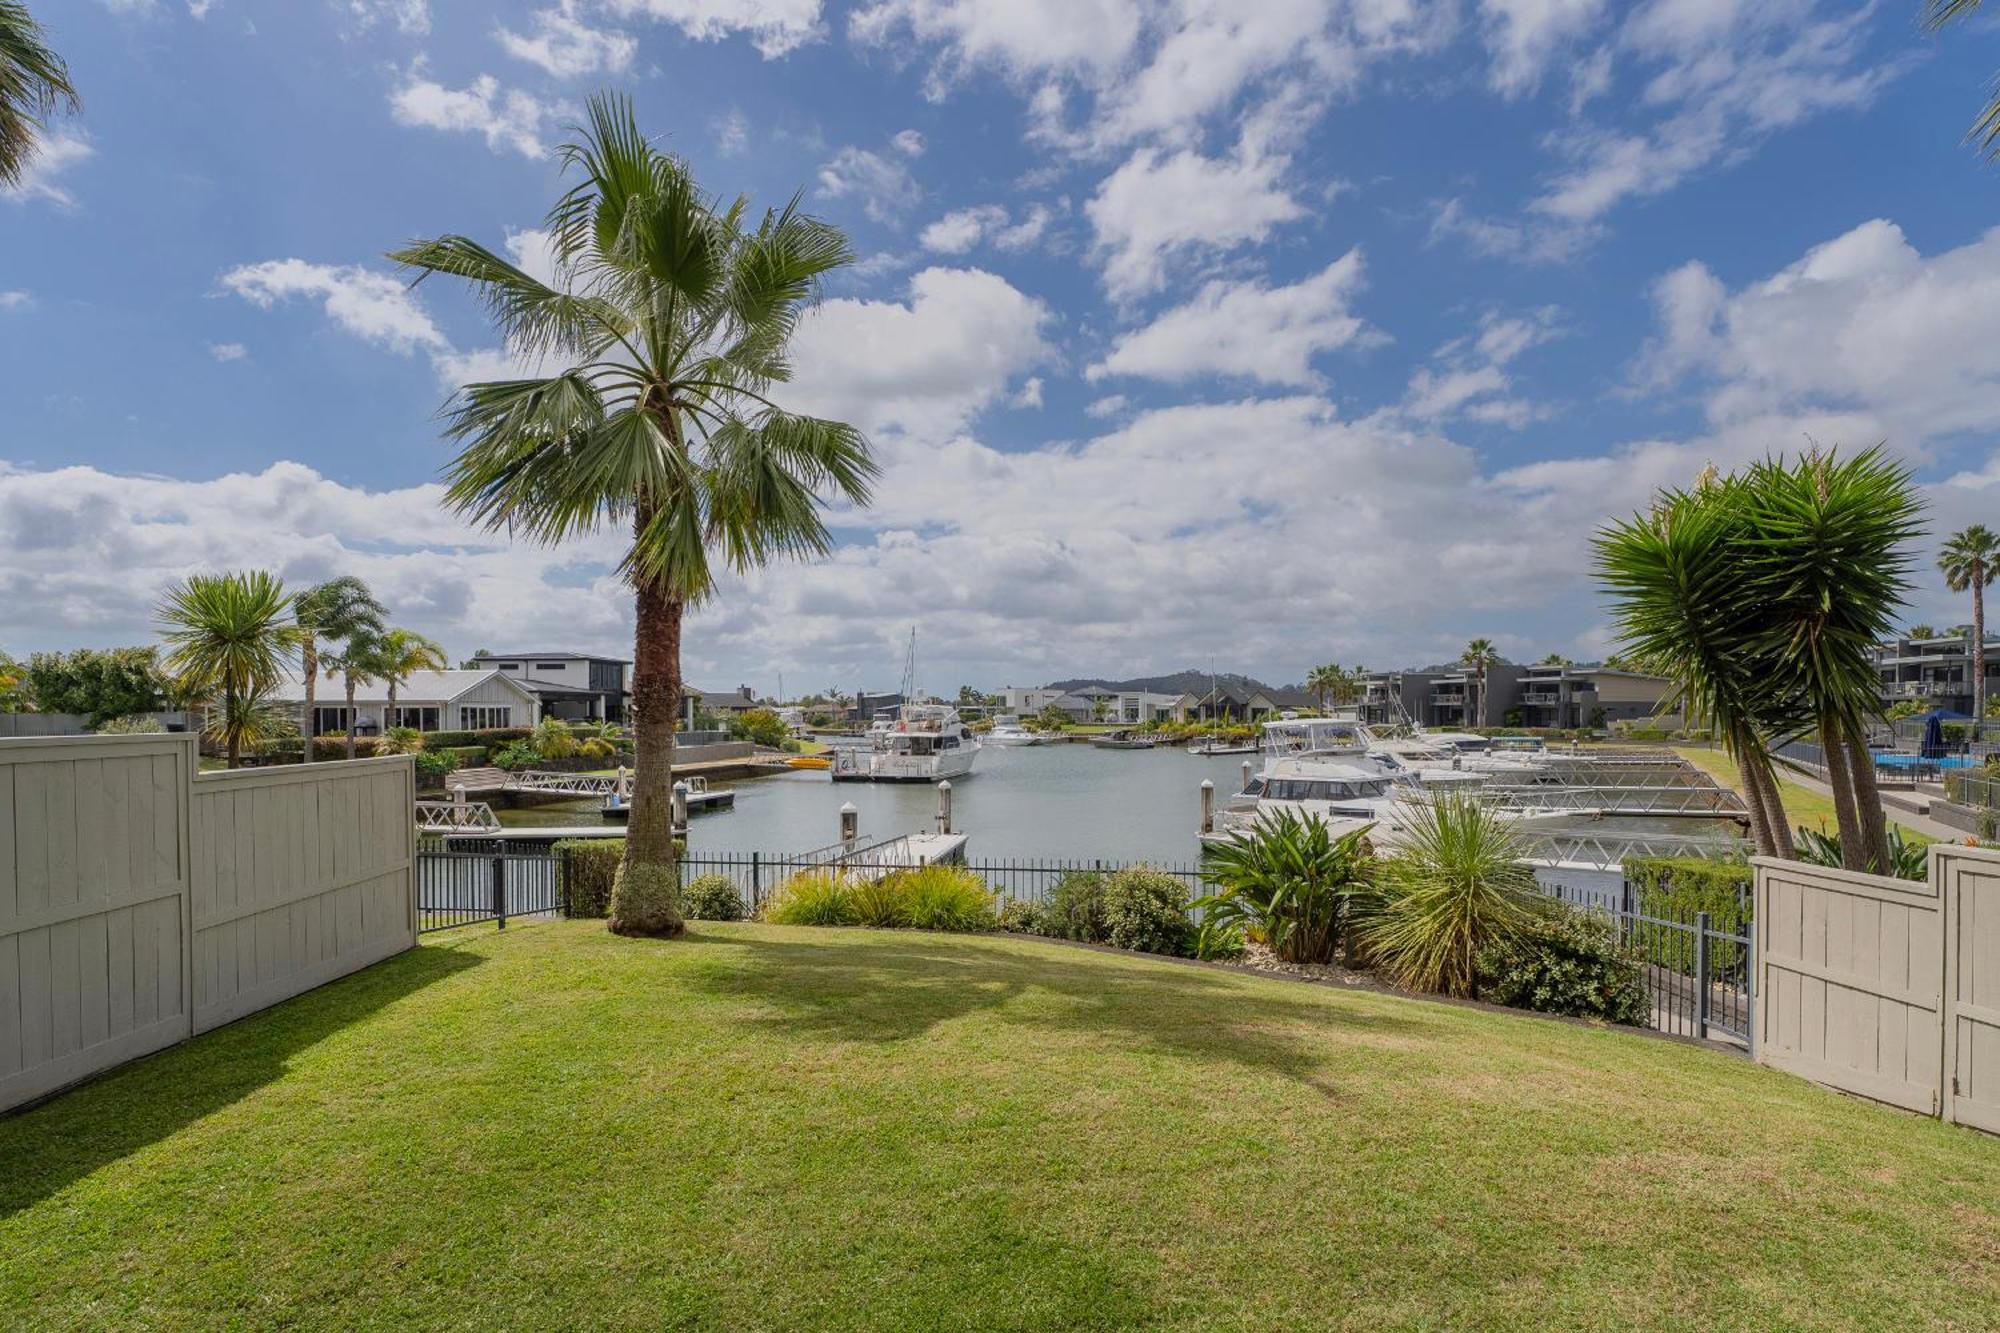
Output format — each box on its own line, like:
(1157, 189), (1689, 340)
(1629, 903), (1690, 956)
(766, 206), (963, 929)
(1108, 691), (1184, 724)
(1001, 686), (1068, 715)
(274, 669), (540, 737)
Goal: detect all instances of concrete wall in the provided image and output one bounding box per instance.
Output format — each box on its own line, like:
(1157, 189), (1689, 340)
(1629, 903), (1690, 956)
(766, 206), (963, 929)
(0, 735), (416, 1112)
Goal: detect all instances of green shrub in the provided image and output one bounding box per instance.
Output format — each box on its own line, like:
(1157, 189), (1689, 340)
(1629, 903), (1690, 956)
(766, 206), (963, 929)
(1197, 809), (1374, 964)
(763, 870), (857, 926)
(377, 726), (425, 755)
(94, 715), (166, 734)
(682, 873), (744, 922)
(1193, 919), (1247, 961)
(493, 740), (541, 771)
(888, 865), (997, 932)
(555, 838), (625, 918)
(1101, 867), (1193, 956)
(532, 717), (578, 760)
(442, 745), (489, 767)
(848, 874), (911, 927)
(1477, 910), (1648, 1025)
(997, 897), (1052, 935)
(1045, 870), (1110, 943)
(1362, 794), (1540, 998)
(413, 751), (457, 785)
(728, 707), (790, 749)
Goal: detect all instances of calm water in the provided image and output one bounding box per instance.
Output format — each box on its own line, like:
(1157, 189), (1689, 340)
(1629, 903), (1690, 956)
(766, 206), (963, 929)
(499, 741), (1259, 863)
(495, 740), (1744, 865)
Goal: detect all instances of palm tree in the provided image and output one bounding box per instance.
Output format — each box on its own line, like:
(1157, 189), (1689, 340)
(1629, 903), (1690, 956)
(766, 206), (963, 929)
(1595, 479), (1795, 857)
(373, 627), (448, 736)
(0, 3), (78, 188)
(1306, 663), (1338, 712)
(1460, 638), (1501, 728)
(1537, 652), (1574, 666)
(1926, 0), (2000, 159)
(157, 571), (300, 768)
(1940, 524), (2000, 737)
(1740, 449), (1923, 873)
(326, 630), (389, 761)
(293, 577), (385, 764)
(391, 94), (877, 937)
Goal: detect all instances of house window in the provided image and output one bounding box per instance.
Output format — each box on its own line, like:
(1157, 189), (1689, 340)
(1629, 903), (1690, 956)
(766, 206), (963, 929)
(312, 706), (350, 736)
(459, 706), (512, 730)
(392, 706), (440, 731)
(537, 662), (567, 672)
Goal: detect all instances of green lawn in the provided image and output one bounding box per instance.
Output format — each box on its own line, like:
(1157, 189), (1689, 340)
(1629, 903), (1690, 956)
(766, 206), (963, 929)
(3, 922), (1996, 1330)
(1673, 744), (1936, 844)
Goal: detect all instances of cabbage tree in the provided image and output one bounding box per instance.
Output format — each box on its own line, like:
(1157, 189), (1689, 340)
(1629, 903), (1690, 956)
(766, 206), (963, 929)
(157, 571), (301, 768)
(391, 94), (876, 936)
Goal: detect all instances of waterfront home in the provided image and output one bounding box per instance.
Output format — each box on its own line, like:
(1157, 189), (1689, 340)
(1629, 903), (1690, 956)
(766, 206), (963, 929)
(277, 668), (539, 737)
(472, 650), (630, 722)
(1361, 664), (1673, 728)
(1107, 690), (1184, 724)
(1000, 686), (1069, 715)
(1872, 629), (2000, 715)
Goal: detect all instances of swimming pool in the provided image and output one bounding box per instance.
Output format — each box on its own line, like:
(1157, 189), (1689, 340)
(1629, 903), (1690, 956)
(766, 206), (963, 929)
(1873, 753), (1980, 771)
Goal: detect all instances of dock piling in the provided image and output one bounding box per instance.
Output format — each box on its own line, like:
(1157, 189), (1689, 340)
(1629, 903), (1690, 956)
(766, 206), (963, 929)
(936, 780), (953, 835)
(671, 781), (689, 830)
(840, 801), (859, 845)
(1200, 778), (1214, 834)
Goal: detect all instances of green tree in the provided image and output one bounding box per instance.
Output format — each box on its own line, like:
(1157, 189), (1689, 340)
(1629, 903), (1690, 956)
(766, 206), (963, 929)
(729, 706), (789, 749)
(1925, 0), (2000, 158)
(157, 572), (300, 768)
(325, 630), (383, 761)
(373, 627), (448, 735)
(0, 649), (27, 711)
(1939, 524), (2000, 739)
(391, 94), (877, 937)
(21, 647), (169, 725)
(0, 2), (77, 188)
(293, 577), (386, 764)
(1907, 623), (1939, 639)
(1460, 638), (1501, 728)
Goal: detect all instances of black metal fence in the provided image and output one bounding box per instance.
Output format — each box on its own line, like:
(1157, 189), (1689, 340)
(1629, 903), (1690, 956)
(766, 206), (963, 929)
(415, 845), (1752, 1046)
(418, 848), (566, 932)
(1535, 879), (1753, 1045)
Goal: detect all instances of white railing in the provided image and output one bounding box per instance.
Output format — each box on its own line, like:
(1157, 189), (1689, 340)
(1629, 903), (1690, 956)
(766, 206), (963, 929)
(1477, 783), (1748, 816)
(415, 800), (502, 831)
(1518, 826), (1747, 871)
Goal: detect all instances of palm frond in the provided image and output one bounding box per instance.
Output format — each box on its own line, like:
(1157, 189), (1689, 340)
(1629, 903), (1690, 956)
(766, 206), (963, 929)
(0, 1), (79, 187)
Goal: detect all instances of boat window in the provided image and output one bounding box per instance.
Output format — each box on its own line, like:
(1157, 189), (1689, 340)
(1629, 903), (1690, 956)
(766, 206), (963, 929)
(1243, 778), (1266, 797)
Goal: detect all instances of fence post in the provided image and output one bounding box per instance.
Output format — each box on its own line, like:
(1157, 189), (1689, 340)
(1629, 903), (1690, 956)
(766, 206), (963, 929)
(1694, 910), (1711, 1039)
(558, 844), (571, 918)
(493, 853), (508, 931)
(751, 850), (762, 912)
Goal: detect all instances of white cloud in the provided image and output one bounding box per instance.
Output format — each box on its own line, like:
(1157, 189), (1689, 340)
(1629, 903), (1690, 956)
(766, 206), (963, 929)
(891, 128), (926, 156)
(209, 342), (249, 362)
(1084, 393), (1128, 418)
(342, 0), (430, 34)
(1477, 0), (1606, 97)
(496, 4), (637, 77)
(1090, 251), (1376, 387)
(818, 139), (924, 224)
(1426, 197), (1597, 266)
(1400, 307), (1560, 427)
(0, 460), (633, 659)
(713, 109), (749, 155)
(1636, 218), (2000, 441)
(219, 260), (446, 355)
(188, 0), (218, 17)
(1010, 376), (1044, 409)
(1086, 117), (1303, 298)
(0, 291), (32, 312)
(603, 0), (824, 58)
(787, 266), (1053, 437)
(387, 71), (567, 159)
(2, 132), (93, 209)
(918, 202), (1053, 254)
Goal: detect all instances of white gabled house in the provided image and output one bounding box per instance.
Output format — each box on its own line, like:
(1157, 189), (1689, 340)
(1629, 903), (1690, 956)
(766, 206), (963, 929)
(273, 669), (541, 737)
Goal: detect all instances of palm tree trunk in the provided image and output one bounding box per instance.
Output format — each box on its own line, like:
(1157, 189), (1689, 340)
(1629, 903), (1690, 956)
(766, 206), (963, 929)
(387, 681), (398, 735)
(611, 567), (686, 937)
(1819, 715), (1867, 872)
(225, 683), (242, 769)
(344, 679), (358, 760)
(1975, 578), (1987, 742)
(1845, 729), (1891, 874)
(1729, 727), (1773, 858)
(302, 636), (317, 765)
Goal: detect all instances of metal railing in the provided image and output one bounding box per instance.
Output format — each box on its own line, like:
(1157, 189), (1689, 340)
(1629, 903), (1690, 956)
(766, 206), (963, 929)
(414, 800), (502, 832)
(418, 848), (566, 932)
(1477, 783), (1749, 816)
(1517, 827), (1748, 871)
(1533, 879), (1753, 1045)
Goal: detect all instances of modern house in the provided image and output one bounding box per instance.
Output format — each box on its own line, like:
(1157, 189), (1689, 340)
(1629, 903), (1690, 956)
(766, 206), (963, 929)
(1873, 630), (2000, 715)
(1107, 690), (1184, 724)
(1362, 663), (1672, 729)
(688, 685), (761, 717)
(471, 651), (631, 722)
(277, 668), (540, 737)
(1000, 686), (1068, 715)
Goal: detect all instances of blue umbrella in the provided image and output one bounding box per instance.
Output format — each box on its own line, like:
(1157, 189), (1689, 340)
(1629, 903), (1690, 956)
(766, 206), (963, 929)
(1922, 710), (1946, 759)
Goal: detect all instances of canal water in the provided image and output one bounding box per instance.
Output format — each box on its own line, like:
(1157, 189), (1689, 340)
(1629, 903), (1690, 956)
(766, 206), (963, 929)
(498, 742), (1258, 863)
(494, 741), (1744, 866)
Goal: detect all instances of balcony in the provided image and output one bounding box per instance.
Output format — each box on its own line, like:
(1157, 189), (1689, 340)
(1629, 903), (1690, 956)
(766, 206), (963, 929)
(1431, 690), (1467, 705)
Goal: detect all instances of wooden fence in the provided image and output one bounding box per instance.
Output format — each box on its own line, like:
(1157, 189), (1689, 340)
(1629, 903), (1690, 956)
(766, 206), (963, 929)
(0, 735), (415, 1112)
(1754, 845), (2000, 1132)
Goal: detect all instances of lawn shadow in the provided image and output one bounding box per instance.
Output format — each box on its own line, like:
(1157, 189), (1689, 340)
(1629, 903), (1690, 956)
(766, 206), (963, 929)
(0, 942), (482, 1219)
(685, 928), (1419, 1096)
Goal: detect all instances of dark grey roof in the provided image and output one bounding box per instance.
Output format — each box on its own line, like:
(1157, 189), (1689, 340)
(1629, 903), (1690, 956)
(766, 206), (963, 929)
(474, 650), (632, 664)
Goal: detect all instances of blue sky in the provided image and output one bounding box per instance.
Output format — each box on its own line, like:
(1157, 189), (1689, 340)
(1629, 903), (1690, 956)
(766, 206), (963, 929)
(5, 0), (2000, 694)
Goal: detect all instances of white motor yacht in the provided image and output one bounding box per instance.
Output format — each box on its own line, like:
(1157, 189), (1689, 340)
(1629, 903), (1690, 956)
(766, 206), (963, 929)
(1202, 719), (1569, 847)
(984, 720), (1045, 747)
(832, 704), (980, 782)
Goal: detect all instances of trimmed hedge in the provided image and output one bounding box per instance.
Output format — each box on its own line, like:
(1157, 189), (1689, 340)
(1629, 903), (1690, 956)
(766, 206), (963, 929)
(1625, 856), (1752, 927)
(1101, 866), (1194, 956)
(683, 873), (745, 921)
(553, 839), (623, 918)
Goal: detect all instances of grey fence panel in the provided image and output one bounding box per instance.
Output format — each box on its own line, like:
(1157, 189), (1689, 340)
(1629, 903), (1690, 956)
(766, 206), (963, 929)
(1938, 845), (2000, 1133)
(189, 757), (417, 1033)
(1753, 856), (1944, 1116)
(0, 735), (196, 1113)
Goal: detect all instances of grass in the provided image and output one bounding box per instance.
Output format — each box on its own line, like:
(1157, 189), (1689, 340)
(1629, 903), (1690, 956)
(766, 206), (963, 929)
(1673, 745), (1936, 844)
(3, 923), (1996, 1330)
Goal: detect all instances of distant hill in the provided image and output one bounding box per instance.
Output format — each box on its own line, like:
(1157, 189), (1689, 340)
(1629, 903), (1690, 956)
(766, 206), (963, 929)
(1041, 670), (1288, 696)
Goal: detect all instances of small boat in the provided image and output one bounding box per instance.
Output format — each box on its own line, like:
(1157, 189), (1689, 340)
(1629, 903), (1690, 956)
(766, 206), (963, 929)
(786, 754), (832, 770)
(985, 722), (1045, 747)
(602, 775), (735, 818)
(1187, 737), (1258, 756)
(1090, 730), (1158, 750)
